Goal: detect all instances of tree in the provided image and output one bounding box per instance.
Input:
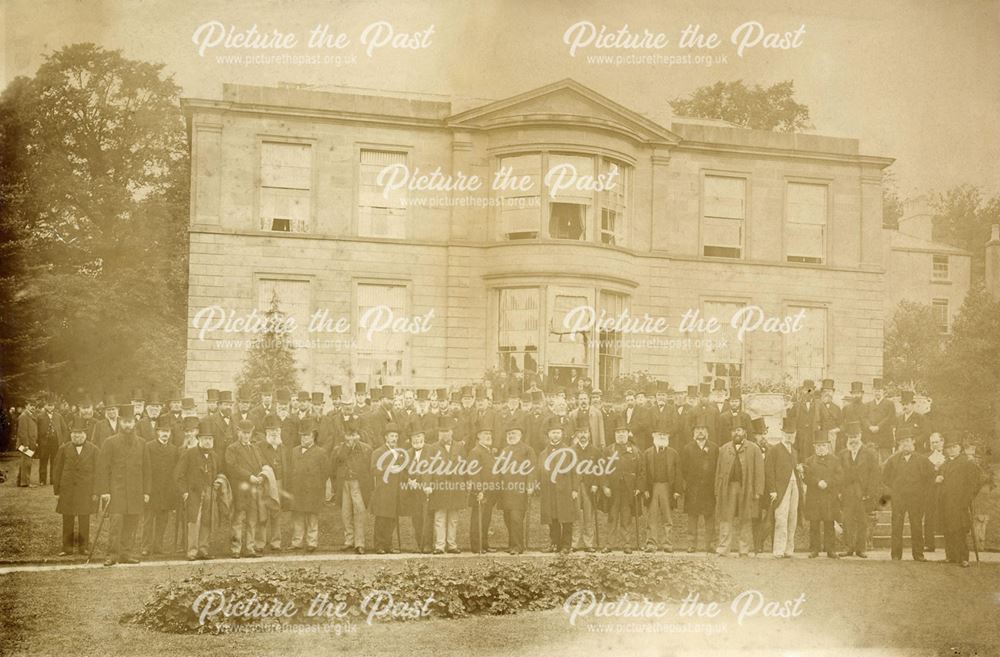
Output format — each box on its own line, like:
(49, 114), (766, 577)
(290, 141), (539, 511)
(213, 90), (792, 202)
(234, 291), (300, 403)
(882, 170), (904, 229)
(931, 185), (1000, 284)
(0, 43), (189, 401)
(883, 300), (943, 390)
(669, 80), (811, 132)
(929, 286), (1000, 450)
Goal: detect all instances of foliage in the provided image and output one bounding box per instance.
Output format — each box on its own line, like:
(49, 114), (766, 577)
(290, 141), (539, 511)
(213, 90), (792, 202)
(882, 170), (904, 229)
(127, 556), (736, 634)
(234, 291), (300, 403)
(930, 184), (1000, 284)
(741, 377), (798, 397)
(0, 43), (188, 403)
(928, 286), (1000, 449)
(669, 80), (811, 132)
(883, 301), (944, 390)
(605, 371), (656, 400)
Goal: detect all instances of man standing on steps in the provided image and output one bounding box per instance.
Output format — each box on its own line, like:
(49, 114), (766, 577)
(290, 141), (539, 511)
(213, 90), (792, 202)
(838, 422), (879, 558)
(766, 416), (802, 558)
(864, 379), (895, 463)
(882, 428), (934, 561)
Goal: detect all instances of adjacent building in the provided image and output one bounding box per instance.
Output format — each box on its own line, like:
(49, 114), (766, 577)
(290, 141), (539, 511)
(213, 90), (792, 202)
(181, 79), (893, 397)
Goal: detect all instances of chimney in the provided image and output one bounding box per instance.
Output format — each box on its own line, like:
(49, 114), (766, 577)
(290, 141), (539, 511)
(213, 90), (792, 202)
(987, 224), (1000, 302)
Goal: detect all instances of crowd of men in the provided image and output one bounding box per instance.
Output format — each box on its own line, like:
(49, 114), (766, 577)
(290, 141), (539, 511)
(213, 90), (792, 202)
(10, 377), (993, 568)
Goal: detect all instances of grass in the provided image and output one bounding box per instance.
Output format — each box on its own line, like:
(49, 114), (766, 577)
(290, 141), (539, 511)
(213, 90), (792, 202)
(2, 553), (998, 656)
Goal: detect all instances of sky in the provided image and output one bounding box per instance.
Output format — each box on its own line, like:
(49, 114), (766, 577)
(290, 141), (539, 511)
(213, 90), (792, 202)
(3, 0), (998, 198)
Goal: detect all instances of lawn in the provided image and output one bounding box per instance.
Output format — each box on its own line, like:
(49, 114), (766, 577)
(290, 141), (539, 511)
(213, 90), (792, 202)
(2, 552), (998, 656)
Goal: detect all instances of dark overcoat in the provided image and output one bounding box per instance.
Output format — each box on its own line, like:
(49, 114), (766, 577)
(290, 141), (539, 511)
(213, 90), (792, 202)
(145, 439), (180, 511)
(802, 453), (842, 521)
(287, 443), (328, 514)
(95, 432), (151, 515)
(538, 443), (579, 524)
(53, 441), (99, 515)
(680, 441), (718, 516)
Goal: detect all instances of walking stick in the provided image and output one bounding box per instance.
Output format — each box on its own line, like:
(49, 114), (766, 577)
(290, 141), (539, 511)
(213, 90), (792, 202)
(633, 490), (641, 552)
(182, 494), (189, 555)
(478, 496), (484, 555)
(523, 490), (530, 553)
(969, 505), (980, 564)
(87, 498), (108, 564)
(593, 490), (600, 550)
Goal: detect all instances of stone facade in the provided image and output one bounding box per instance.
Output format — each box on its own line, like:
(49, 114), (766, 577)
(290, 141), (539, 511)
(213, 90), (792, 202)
(182, 79), (893, 398)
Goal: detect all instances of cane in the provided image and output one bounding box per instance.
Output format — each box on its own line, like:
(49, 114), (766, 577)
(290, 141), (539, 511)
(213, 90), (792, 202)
(87, 497), (108, 564)
(633, 490), (641, 552)
(969, 505), (980, 564)
(523, 490), (530, 553)
(478, 496), (485, 555)
(593, 489), (600, 551)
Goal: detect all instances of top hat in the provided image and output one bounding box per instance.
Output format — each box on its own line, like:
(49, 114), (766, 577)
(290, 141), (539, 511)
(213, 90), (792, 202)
(206, 389), (220, 402)
(218, 390), (233, 403)
(311, 391), (324, 405)
(275, 389), (291, 404)
(850, 381), (863, 395)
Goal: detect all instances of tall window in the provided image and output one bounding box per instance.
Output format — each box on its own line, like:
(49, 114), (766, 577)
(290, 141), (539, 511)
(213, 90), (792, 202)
(784, 305), (827, 381)
(548, 292), (590, 367)
(493, 152), (631, 243)
(358, 149), (407, 238)
(598, 291), (628, 390)
(703, 175), (745, 258)
(932, 254), (949, 281)
(600, 159), (628, 246)
(547, 154), (593, 240)
(786, 182), (827, 264)
(356, 283), (408, 384)
(260, 142), (311, 232)
(497, 154), (541, 240)
(257, 278), (312, 384)
(702, 301), (745, 390)
(933, 299), (949, 334)
(497, 288), (540, 373)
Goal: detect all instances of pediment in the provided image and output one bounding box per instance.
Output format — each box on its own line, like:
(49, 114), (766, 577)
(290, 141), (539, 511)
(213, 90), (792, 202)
(448, 79), (678, 145)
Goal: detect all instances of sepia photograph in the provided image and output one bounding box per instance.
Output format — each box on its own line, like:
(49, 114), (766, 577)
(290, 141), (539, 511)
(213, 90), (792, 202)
(1, 1), (998, 655)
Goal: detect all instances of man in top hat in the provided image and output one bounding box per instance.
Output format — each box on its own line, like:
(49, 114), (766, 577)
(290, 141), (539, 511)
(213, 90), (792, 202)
(95, 405), (151, 565)
(924, 432), (947, 552)
(538, 416), (578, 554)
(257, 415), (288, 553)
(681, 421), (719, 553)
(425, 416), (466, 554)
(802, 431), (842, 558)
(938, 435), (983, 567)
(838, 421), (879, 558)
(36, 394), (67, 486)
(864, 379), (896, 462)
(163, 391), (183, 429)
(205, 389), (220, 417)
(318, 385), (343, 448)
(141, 420), (180, 556)
(669, 386), (692, 450)
(467, 423), (499, 553)
(882, 427), (934, 561)
(690, 384), (720, 445)
(208, 391), (235, 459)
(173, 419), (220, 561)
(399, 426), (433, 553)
(816, 380), (842, 453)
(714, 424), (763, 557)
(639, 417), (681, 553)
(90, 395), (121, 449)
(571, 390), (607, 451)
(179, 415), (200, 449)
(370, 422), (404, 553)
(570, 416), (603, 552)
(53, 418), (99, 555)
(604, 420), (640, 553)
(840, 382), (866, 448)
(749, 416), (776, 554)
(622, 389), (651, 452)
(134, 391), (159, 442)
(896, 390), (928, 452)
(526, 388), (551, 455)
(717, 386), (753, 450)
(330, 417), (372, 554)
(272, 389), (299, 448)
(248, 384), (275, 433)
(648, 381), (676, 433)
(498, 421), (536, 555)
(288, 418), (327, 552)
(789, 380), (820, 458)
(226, 419), (265, 558)
(765, 416), (802, 558)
